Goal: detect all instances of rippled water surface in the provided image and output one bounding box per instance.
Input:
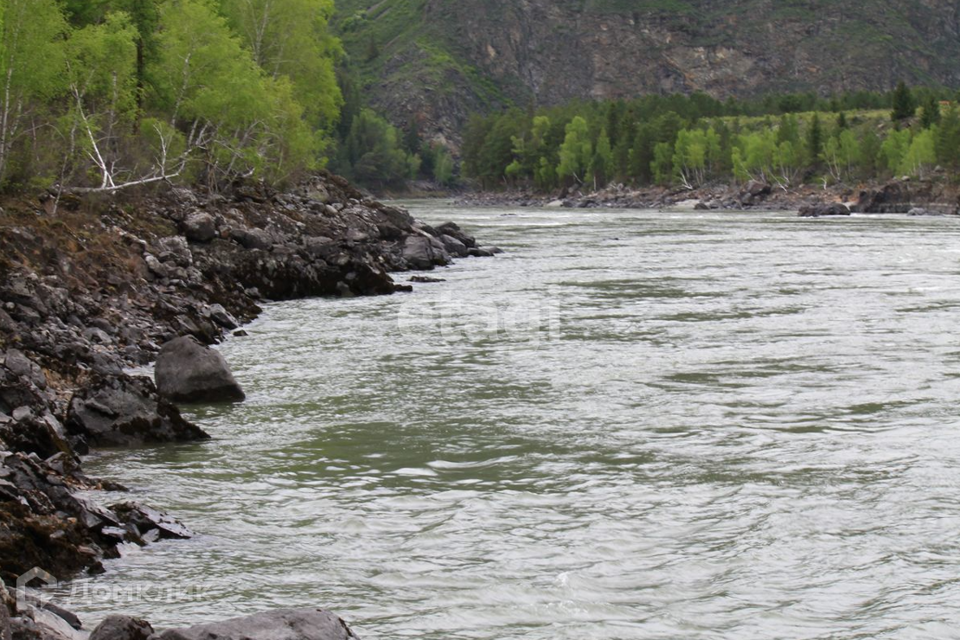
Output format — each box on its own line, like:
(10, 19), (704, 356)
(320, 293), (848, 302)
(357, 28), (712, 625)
(62, 204), (960, 638)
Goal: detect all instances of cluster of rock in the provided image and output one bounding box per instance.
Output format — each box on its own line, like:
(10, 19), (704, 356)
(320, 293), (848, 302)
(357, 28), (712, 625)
(5, 606), (359, 640)
(455, 178), (960, 217)
(0, 171), (493, 637)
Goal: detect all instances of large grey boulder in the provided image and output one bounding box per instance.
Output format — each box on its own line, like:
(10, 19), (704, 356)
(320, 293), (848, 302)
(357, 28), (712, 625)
(156, 609), (359, 640)
(402, 235), (450, 270)
(155, 337), (245, 403)
(65, 374), (209, 447)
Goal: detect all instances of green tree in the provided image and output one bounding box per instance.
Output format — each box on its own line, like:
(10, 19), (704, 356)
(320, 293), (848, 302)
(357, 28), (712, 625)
(588, 127), (613, 188)
(556, 116), (591, 184)
(339, 108), (415, 187)
(899, 128), (936, 178)
(151, 0), (316, 186)
(920, 96), (941, 129)
(935, 104), (960, 170)
(0, 0), (69, 183)
(673, 128), (707, 187)
(806, 113), (823, 165)
(891, 81), (916, 122)
(220, 0), (342, 132)
(651, 141), (673, 185)
(880, 129), (913, 174)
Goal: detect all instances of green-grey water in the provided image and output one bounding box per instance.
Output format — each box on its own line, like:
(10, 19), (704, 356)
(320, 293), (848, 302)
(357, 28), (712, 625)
(60, 204), (960, 639)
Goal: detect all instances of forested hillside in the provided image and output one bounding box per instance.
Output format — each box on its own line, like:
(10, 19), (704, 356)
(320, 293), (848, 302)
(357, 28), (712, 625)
(334, 0), (960, 145)
(0, 0), (340, 194)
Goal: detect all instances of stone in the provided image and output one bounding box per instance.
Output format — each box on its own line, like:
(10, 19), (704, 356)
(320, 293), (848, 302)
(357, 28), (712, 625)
(156, 609), (360, 640)
(89, 616), (154, 640)
(439, 235), (468, 257)
(65, 374), (209, 447)
(402, 236), (450, 270)
(231, 228), (273, 251)
(183, 213), (217, 243)
(154, 336), (245, 403)
(434, 222), (476, 248)
(156, 237), (193, 267)
(110, 502), (193, 540)
(798, 203), (851, 218)
(205, 305), (239, 331)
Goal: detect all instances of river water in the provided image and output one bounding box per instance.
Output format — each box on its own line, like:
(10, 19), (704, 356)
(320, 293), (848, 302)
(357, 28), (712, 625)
(60, 203), (960, 639)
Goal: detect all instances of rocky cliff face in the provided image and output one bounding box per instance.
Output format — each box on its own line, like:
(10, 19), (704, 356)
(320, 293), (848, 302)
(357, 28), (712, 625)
(340, 0), (960, 143)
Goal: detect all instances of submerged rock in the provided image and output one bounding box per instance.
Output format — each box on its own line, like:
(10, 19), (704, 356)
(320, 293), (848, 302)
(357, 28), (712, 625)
(108, 502), (192, 540)
(154, 337), (245, 403)
(157, 609), (360, 640)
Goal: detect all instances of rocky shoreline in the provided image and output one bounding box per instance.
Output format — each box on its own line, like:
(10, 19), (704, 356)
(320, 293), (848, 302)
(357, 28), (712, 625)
(454, 178), (960, 217)
(0, 172), (497, 640)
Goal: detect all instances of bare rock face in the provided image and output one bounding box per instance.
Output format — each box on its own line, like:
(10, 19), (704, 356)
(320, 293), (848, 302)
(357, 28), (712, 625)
(156, 609), (360, 640)
(154, 337), (245, 403)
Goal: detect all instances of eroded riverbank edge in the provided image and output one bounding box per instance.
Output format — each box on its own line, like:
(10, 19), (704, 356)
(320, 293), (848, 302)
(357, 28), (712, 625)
(0, 173), (497, 640)
(454, 178), (960, 217)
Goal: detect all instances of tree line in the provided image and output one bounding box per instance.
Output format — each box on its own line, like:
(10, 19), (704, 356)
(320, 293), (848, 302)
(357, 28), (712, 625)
(0, 0), (341, 195)
(461, 84), (960, 191)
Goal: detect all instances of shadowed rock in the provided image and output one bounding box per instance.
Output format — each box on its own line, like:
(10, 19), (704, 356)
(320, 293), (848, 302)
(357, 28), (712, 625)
(155, 337), (245, 404)
(65, 375), (209, 447)
(89, 616), (154, 640)
(156, 609), (360, 640)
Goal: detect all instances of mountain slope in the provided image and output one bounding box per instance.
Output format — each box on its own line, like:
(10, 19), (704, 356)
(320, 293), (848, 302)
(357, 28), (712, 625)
(335, 0), (960, 143)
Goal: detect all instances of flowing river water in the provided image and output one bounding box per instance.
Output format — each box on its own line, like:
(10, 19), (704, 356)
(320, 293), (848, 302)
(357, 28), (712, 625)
(58, 203), (960, 639)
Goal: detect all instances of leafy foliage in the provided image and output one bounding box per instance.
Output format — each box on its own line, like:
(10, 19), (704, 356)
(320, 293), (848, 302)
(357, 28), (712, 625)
(462, 87), (960, 190)
(0, 0), (343, 192)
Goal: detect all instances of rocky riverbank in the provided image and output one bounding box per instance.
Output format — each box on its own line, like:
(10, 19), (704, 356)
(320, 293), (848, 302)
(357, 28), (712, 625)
(0, 172), (496, 640)
(454, 178), (960, 217)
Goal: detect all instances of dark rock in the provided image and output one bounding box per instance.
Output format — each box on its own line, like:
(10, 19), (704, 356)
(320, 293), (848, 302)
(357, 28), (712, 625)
(402, 236), (450, 270)
(205, 305), (238, 331)
(467, 248), (495, 258)
(154, 337), (245, 403)
(156, 237), (193, 267)
(109, 502), (193, 540)
(434, 222), (476, 248)
(231, 228), (273, 251)
(409, 276), (446, 283)
(183, 213), (217, 243)
(89, 616), (153, 640)
(740, 180), (772, 205)
(438, 235), (468, 257)
(65, 374), (209, 447)
(156, 609), (360, 640)
(798, 203), (851, 218)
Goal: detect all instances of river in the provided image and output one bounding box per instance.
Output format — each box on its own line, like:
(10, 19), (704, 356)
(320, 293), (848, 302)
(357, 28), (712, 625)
(59, 203), (960, 639)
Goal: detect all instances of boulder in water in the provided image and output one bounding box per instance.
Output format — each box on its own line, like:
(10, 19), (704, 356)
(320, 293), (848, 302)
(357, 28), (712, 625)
(89, 616), (154, 640)
(156, 609), (360, 640)
(155, 336), (245, 403)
